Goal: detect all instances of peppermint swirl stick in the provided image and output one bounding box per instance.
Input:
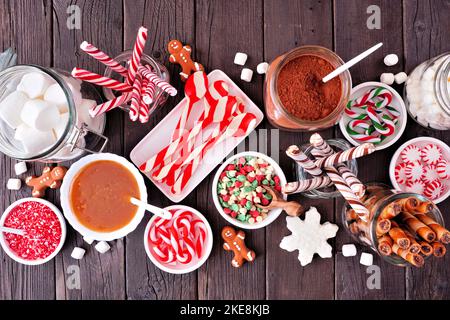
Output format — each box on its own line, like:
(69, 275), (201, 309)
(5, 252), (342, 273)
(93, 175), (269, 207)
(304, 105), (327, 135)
(314, 143), (376, 169)
(286, 145), (322, 177)
(336, 163), (366, 198)
(282, 176), (333, 195)
(310, 133), (334, 158)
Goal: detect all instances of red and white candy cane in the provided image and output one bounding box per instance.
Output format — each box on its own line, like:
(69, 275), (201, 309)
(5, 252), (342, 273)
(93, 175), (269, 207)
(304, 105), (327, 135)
(346, 119), (382, 144)
(366, 105), (395, 136)
(353, 87), (392, 108)
(139, 65), (177, 96)
(71, 67), (132, 92)
(209, 80), (229, 100)
(129, 72), (143, 121)
(285, 145), (322, 177)
(79, 41), (128, 77)
(138, 77), (150, 123)
(282, 176), (333, 195)
(314, 143), (376, 169)
(89, 92), (133, 117)
(127, 26), (148, 85)
(142, 78), (156, 105)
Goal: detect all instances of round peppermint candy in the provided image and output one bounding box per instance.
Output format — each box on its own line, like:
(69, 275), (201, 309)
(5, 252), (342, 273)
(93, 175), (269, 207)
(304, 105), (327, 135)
(436, 159), (450, 179)
(423, 164), (440, 184)
(421, 144), (442, 165)
(405, 180), (425, 194)
(405, 160), (424, 182)
(424, 179), (445, 200)
(400, 145), (422, 164)
(394, 163), (408, 185)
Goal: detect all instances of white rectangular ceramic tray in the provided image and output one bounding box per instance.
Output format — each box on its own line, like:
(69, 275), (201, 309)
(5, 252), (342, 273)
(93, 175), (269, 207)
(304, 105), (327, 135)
(130, 69), (264, 202)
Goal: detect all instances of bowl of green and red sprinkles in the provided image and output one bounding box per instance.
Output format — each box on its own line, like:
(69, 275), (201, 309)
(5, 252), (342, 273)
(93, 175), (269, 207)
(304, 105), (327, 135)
(212, 152), (287, 229)
(0, 198), (66, 265)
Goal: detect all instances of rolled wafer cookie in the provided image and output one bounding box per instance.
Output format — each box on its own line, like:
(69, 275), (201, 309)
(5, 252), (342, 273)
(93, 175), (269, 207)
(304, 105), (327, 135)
(376, 219), (391, 237)
(431, 241), (446, 257)
(415, 201), (434, 213)
(413, 212), (450, 244)
(392, 244), (424, 267)
(379, 202), (401, 219)
(377, 234), (394, 256)
(404, 230), (421, 254)
(282, 176), (333, 195)
(397, 211), (436, 242)
(388, 221), (410, 249)
(396, 197), (419, 212)
(419, 241), (433, 256)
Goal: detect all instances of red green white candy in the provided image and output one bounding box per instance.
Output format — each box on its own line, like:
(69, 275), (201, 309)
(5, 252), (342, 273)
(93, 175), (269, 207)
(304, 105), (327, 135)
(394, 162), (408, 185)
(421, 144), (442, 165)
(400, 145), (422, 164)
(436, 160), (450, 179)
(405, 160), (424, 182)
(424, 179), (445, 200)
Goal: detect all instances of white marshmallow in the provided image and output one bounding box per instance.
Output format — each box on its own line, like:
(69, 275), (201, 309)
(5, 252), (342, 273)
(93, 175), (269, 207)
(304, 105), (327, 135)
(68, 82), (82, 107)
(360, 252), (373, 266)
(0, 91), (29, 129)
(422, 68), (435, 81)
(83, 236), (94, 245)
(53, 112), (69, 139)
(95, 241), (110, 254)
(15, 125), (56, 154)
(17, 72), (55, 99)
(14, 161), (27, 175)
(20, 99), (60, 131)
(7, 178), (21, 190)
(44, 83), (69, 112)
(342, 244), (357, 257)
(256, 62), (269, 74)
(383, 54), (399, 67)
(240, 68), (253, 82)
(234, 52), (248, 66)
(394, 72), (408, 84)
(380, 73), (395, 85)
(71, 247), (86, 260)
(77, 99), (96, 125)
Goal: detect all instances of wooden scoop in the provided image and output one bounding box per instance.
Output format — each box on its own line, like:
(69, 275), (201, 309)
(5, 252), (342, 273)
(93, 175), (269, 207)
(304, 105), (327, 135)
(256, 186), (304, 217)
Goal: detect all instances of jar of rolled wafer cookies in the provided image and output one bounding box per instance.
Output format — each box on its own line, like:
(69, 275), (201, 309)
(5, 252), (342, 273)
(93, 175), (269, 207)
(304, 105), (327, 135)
(342, 183), (449, 267)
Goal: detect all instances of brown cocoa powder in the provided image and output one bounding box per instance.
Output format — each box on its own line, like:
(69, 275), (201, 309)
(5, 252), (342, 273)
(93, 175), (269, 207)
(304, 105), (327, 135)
(277, 55), (342, 121)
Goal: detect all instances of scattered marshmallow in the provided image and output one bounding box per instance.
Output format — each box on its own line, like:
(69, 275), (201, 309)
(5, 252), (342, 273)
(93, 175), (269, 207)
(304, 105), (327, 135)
(7, 178), (21, 190)
(53, 112), (69, 139)
(14, 161), (27, 175)
(44, 83), (69, 112)
(360, 252), (373, 266)
(83, 236), (94, 245)
(394, 72), (408, 84)
(15, 125), (56, 154)
(95, 241), (110, 254)
(71, 247), (86, 260)
(240, 68), (253, 82)
(383, 54), (399, 67)
(0, 91), (29, 129)
(17, 72), (55, 99)
(20, 99), (60, 131)
(256, 62), (269, 74)
(234, 52), (248, 66)
(342, 244), (357, 257)
(380, 73), (395, 85)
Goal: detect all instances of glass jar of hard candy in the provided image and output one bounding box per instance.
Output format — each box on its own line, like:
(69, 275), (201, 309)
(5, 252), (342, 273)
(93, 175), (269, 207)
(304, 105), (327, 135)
(405, 52), (450, 130)
(341, 183), (447, 267)
(0, 65), (107, 162)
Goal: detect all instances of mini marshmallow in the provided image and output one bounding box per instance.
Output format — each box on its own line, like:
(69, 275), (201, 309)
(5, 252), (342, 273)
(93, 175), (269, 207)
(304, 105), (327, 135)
(342, 244), (357, 257)
(53, 112), (69, 139)
(95, 241), (110, 254)
(383, 54), (399, 67)
(360, 252), (373, 266)
(7, 178), (21, 190)
(77, 99), (96, 125)
(394, 72), (408, 84)
(240, 68), (253, 82)
(71, 247), (86, 260)
(44, 83), (69, 112)
(20, 99), (60, 131)
(234, 52), (248, 66)
(0, 91), (29, 129)
(380, 73), (395, 85)
(256, 62), (269, 74)
(15, 125), (56, 155)
(83, 236), (94, 245)
(17, 72), (55, 99)
(14, 161), (27, 175)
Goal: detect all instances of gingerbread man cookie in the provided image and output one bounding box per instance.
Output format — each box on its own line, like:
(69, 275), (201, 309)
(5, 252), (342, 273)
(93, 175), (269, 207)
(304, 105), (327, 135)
(168, 40), (204, 81)
(221, 226), (256, 268)
(26, 166), (67, 198)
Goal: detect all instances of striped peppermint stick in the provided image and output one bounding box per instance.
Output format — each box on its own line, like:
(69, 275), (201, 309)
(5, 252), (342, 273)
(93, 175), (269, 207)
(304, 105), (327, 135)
(142, 78), (156, 105)
(71, 67), (132, 92)
(127, 26), (148, 85)
(286, 145), (322, 177)
(314, 143), (376, 168)
(89, 92), (133, 117)
(138, 77), (150, 123)
(79, 41), (128, 77)
(139, 65), (177, 96)
(310, 133), (334, 158)
(129, 72), (143, 121)
(282, 176), (333, 195)
(336, 164), (366, 197)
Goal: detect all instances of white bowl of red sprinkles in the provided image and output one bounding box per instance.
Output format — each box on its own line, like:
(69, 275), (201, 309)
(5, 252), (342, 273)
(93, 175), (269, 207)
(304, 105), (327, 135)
(390, 137), (450, 204)
(0, 198), (66, 265)
(144, 205), (213, 274)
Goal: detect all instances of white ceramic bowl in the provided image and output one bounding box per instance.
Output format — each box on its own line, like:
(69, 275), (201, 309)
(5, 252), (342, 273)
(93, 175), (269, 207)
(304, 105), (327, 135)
(144, 205), (213, 274)
(389, 137), (450, 204)
(212, 151), (287, 230)
(60, 153), (147, 241)
(339, 81), (407, 150)
(0, 198), (66, 265)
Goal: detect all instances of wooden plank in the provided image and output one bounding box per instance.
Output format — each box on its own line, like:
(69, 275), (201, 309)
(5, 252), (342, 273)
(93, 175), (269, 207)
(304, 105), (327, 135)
(0, 0), (55, 300)
(195, 0), (265, 300)
(264, 0), (335, 300)
(403, 0), (450, 300)
(334, 0), (406, 299)
(52, 0), (126, 300)
(123, 0), (197, 300)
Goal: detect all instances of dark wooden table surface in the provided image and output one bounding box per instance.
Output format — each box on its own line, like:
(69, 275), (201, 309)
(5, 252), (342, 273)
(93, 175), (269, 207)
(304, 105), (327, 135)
(0, 0), (449, 300)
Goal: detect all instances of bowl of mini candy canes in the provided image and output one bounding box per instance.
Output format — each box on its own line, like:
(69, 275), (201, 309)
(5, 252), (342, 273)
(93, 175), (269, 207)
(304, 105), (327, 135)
(144, 205), (213, 274)
(212, 151), (287, 230)
(0, 198), (66, 265)
(339, 82), (407, 150)
(389, 137), (450, 204)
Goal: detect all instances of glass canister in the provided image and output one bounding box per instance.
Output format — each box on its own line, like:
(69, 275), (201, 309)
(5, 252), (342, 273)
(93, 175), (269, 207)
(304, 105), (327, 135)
(295, 138), (358, 199)
(342, 183), (445, 267)
(103, 50), (170, 118)
(264, 45), (352, 131)
(404, 52), (450, 130)
(0, 65), (107, 162)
